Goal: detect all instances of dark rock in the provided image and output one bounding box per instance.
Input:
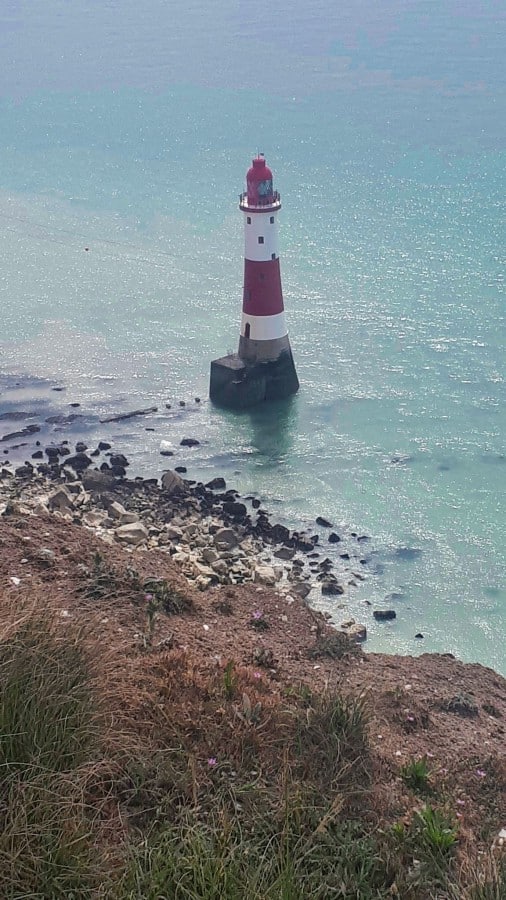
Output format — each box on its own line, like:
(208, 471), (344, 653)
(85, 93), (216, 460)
(180, 437), (200, 447)
(274, 546), (295, 560)
(179, 400), (186, 407)
(251, 498), (261, 509)
(373, 610), (397, 621)
(45, 446), (60, 460)
(328, 532), (341, 543)
(31, 450), (43, 459)
(15, 464), (34, 478)
(100, 462), (111, 472)
(195, 397), (201, 403)
(1, 424), (40, 442)
(165, 403), (171, 410)
(175, 466), (187, 474)
(111, 465), (126, 477)
(160, 449), (174, 457)
(69, 402), (80, 408)
(45, 414), (82, 425)
(415, 633), (424, 640)
(270, 523), (290, 544)
(357, 535), (370, 542)
(75, 441), (88, 453)
(52, 386), (65, 391)
(320, 577), (345, 596)
(340, 552), (350, 560)
(58, 445), (71, 456)
(98, 441), (111, 451)
(90, 449), (100, 457)
(81, 469), (115, 492)
(109, 453), (129, 468)
(65, 453), (93, 473)
(316, 516), (333, 528)
(100, 406), (157, 424)
(206, 477), (226, 490)
(223, 500), (247, 518)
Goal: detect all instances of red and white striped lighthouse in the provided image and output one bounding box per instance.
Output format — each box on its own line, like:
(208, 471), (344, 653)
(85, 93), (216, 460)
(209, 154), (299, 408)
(238, 154), (293, 364)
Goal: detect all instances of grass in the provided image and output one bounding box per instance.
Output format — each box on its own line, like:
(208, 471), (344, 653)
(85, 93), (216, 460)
(0, 598), (503, 899)
(0, 605), (104, 897)
(401, 756), (431, 794)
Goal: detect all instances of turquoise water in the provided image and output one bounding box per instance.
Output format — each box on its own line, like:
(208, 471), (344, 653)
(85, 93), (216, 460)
(0, 1), (504, 672)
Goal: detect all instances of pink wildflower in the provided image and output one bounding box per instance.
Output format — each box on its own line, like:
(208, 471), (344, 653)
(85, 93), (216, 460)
(207, 757), (217, 767)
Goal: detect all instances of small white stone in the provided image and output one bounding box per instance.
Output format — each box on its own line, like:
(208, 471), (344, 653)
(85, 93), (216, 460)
(203, 624), (210, 631)
(9, 576), (21, 586)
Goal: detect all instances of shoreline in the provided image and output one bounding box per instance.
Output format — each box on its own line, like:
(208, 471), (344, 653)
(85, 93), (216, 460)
(0, 426), (372, 642)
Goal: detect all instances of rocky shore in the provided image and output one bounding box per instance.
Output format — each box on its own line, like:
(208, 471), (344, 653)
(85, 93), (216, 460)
(0, 432), (373, 643)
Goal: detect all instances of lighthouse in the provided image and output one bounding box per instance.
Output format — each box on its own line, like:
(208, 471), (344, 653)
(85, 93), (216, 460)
(209, 154), (299, 408)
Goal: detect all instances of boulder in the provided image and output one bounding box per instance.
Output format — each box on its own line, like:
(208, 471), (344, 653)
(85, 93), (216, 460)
(108, 501), (139, 525)
(161, 470), (186, 495)
(81, 470), (115, 493)
(223, 500), (247, 518)
(48, 486), (74, 512)
(180, 437), (200, 447)
(274, 546), (295, 560)
(341, 621), (367, 643)
(321, 577), (345, 596)
(328, 532), (341, 543)
(205, 477), (226, 490)
(316, 516), (333, 528)
(115, 522), (148, 546)
(14, 464), (34, 478)
(254, 565), (277, 586)
(109, 453), (129, 468)
(65, 452), (93, 473)
(291, 581), (312, 600)
(373, 609), (397, 621)
(98, 441), (111, 451)
(75, 441), (88, 453)
(213, 528), (238, 550)
(165, 524), (184, 541)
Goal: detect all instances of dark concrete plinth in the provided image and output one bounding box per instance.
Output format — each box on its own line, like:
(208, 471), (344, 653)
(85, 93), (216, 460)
(209, 351), (299, 409)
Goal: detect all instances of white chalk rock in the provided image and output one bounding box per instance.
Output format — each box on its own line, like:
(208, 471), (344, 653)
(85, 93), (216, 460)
(115, 522), (148, 545)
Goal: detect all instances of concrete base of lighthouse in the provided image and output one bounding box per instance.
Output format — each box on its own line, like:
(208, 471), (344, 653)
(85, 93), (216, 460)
(209, 350), (299, 410)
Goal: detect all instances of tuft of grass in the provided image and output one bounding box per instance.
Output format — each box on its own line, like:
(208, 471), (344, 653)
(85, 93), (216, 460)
(401, 756), (431, 794)
(295, 688), (369, 794)
(143, 577), (193, 615)
(222, 659), (238, 700)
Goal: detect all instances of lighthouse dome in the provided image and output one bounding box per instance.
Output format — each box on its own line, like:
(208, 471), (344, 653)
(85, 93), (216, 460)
(246, 154), (274, 205)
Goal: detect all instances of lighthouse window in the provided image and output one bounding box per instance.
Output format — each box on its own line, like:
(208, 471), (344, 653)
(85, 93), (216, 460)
(247, 216), (251, 224)
(245, 323), (251, 339)
(271, 253), (276, 260)
(258, 236), (264, 244)
(270, 216), (274, 224)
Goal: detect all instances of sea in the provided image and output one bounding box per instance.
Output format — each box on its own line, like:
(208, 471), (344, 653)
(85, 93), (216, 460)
(0, 1), (504, 674)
